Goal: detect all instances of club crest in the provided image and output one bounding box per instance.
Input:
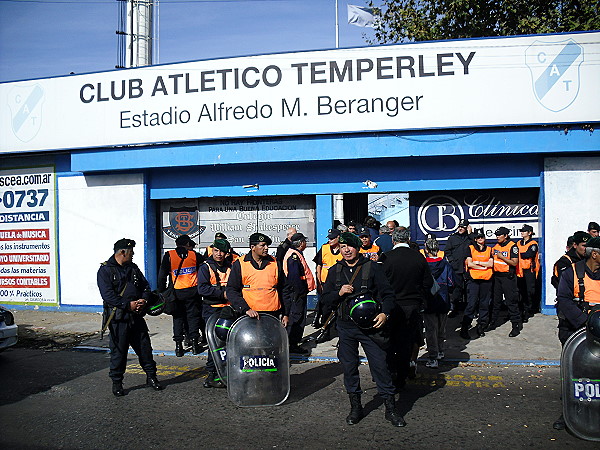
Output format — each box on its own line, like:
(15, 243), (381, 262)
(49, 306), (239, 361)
(525, 38), (583, 112)
(162, 207), (205, 239)
(7, 84), (44, 142)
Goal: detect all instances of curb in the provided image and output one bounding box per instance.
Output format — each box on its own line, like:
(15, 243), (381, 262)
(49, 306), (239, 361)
(72, 345), (560, 367)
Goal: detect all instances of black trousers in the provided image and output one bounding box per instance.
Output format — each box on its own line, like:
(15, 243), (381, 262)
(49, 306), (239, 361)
(387, 303), (421, 383)
(490, 275), (521, 325)
(465, 278), (492, 324)
(450, 272), (466, 309)
(337, 320), (395, 398)
(172, 293), (202, 342)
(108, 315), (156, 382)
(286, 294), (308, 347)
(517, 270), (537, 315)
(202, 304), (224, 374)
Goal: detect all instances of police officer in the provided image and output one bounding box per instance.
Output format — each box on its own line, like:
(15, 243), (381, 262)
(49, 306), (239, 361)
(321, 232), (405, 427)
(488, 226), (521, 336)
(554, 235), (600, 430)
(197, 238), (233, 388)
(588, 221), (599, 238)
(462, 228), (493, 339)
(313, 228), (343, 330)
(358, 226), (381, 261)
(444, 219), (475, 317)
(551, 231), (590, 290)
(97, 238), (163, 396)
(226, 233), (290, 326)
(516, 224), (539, 321)
(158, 234), (205, 357)
(282, 232), (315, 354)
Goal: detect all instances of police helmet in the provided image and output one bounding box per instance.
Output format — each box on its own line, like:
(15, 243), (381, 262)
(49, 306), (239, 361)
(215, 317), (234, 342)
(146, 291), (165, 316)
(348, 292), (381, 329)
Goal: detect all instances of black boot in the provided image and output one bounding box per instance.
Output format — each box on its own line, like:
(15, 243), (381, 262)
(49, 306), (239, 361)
(175, 341), (184, 357)
(112, 381), (126, 397)
(384, 396), (407, 427)
(191, 338), (201, 355)
(459, 317), (471, 340)
(485, 320), (497, 332)
(203, 372), (226, 388)
(146, 375), (164, 391)
(476, 323), (486, 337)
(552, 414), (566, 430)
(508, 323), (521, 337)
(346, 393), (364, 425)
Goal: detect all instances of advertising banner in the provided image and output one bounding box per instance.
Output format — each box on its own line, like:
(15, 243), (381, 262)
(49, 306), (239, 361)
(1, 32), (599, 154)
(0, 166), (58, 305)
(161, 196), (316, 253)
(410, 189), (539, 245)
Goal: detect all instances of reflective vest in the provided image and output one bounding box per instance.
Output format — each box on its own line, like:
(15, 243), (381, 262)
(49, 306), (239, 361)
(467, 245), (493, 281)
(320, 244), (342, 282)
(360, 244), (380, 261)
(283, 248), (317, 291)
(572, 261), (600, 306)
(169, 249), (198, 289)
(516, 239), (539, 277)
(239, 257), (280, 311)
(206, 262), (231, 308)
(493, 241), (516, 273)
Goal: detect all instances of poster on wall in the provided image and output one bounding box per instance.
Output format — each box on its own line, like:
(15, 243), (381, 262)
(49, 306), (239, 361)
(0, 166), (58, 305)
(161, 196), (316, 254)
(410, 189), (539, 244)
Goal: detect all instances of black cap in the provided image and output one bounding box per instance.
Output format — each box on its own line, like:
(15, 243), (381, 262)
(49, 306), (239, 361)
(584, 236), (600, 248)
(212, 239), (231, 253)
(458, 219), (469, 228)
(249, 233), (272, 246)
(473, 228), (485, 238)
(494, 226), (510, 236)
(290, 232), (307, 242)
(566, 235), (575, 247)
(175, 234), (195, 247)
(327, 228), (341, 239)
(113, 238), (135, 252)
(573, 231), (591, 244)
(519, 224), (534, 234)
(588, 222), (600, 232)
(214, 232), (227, 240)
(358, 226), (370, 237)
(339, 232), (362, 248)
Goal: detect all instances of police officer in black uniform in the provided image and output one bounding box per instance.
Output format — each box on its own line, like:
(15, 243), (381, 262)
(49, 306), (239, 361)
(97, 238), (163, 396)
(321, 232), (405, 427)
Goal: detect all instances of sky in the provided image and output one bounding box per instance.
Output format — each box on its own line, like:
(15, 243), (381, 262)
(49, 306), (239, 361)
(0, 0), (382, 83)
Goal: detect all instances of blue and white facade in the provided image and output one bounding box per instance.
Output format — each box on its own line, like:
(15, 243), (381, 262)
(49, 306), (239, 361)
(1, 32), (599, 314)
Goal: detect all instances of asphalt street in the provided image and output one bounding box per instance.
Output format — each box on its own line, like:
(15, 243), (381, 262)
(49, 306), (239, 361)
(1, 347), (596, 450)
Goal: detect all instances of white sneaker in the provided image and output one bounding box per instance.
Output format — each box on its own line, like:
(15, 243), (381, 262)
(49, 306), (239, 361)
(437, 352), (445, 360)
(425, 359), (439, 368)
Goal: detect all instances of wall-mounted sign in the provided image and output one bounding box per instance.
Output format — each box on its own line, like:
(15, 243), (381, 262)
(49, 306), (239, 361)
(410, 189), (539, 244)
(0, 166), (58, 305)
(1, 32), (598, 154)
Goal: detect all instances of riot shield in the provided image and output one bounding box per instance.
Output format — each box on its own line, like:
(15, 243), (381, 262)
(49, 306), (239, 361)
(226, 314), (290, 407)
(205, 312), (229, 386)
(560, 314), (600, 442)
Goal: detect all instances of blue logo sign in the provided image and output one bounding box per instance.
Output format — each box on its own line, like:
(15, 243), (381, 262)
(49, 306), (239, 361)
(573, 380), (600, 400)
(525, 38), (583, 112)
(162, 207), (205, 240)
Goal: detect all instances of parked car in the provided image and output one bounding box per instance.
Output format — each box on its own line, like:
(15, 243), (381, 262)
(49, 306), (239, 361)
(0, 306), (18, 351)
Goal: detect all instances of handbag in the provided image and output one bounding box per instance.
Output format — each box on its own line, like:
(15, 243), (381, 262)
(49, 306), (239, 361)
(162, 252), (186, 316)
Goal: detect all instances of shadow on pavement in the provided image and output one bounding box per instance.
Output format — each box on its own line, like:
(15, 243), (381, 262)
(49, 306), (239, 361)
(288, 362), (343, 404)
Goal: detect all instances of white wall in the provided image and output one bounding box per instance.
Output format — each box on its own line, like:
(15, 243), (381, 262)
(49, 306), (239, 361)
(543, 156), (600, 307)
(58, 173), (146, 307)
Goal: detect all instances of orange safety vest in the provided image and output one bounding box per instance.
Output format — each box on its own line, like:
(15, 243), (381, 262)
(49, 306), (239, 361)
(320, 243), (343, 282)
(516, 239), (539, 278)
(572, 262), (600, 306)
(467, 245), (493, 281)
(360, 244), (380, 261)
(239, 257), (281, 312)
(206, 262), (231, 308)
(169, 250), (198, 289)
(283, 248), (317, 291)
(492, 241), (516, 273)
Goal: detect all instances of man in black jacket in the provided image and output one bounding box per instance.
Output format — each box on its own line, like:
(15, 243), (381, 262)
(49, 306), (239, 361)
(321, 232), (405, 427)
(551, 231), (590, 291)
(381, 227), (433, 389)
(97, 238), (163, 396)
(444, 219), (475, 317)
